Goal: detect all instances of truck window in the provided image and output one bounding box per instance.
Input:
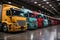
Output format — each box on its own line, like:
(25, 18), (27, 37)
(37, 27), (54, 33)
(24, 14), (28, 17)
(10, 8), (24, 16)
(43, 16), (47, 19)
(36, 15), (41, 18)
(29, 13), (35, 18)
(6, 10), (11, 16)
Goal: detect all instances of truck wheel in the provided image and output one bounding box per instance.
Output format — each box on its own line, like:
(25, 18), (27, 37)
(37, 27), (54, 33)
(2, 24), (8, 32)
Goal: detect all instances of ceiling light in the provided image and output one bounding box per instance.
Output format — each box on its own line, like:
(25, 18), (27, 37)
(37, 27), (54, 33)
(52, 7), (54, 8)
(8, 2), (11, 4)
(57, 0), (60, 1)
(45, 8), (47, 9)
(38, 4), (41, 6)
(22, 6), (24, 8)
(34, 2), (37, 4)
(42, 6), (44, 8)
(49, 4), (52, 6)
(43, 0), (47, 1)
(59, 3), (60, 5)
(46, 2), (49, 4)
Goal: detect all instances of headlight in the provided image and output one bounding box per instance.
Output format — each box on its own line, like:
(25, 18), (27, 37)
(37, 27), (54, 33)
(14, 23), (18, 26)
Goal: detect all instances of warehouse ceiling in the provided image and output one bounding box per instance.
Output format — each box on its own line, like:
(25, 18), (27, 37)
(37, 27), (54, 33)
(19, 0), (60, 17)
(2, 0), (60, 17)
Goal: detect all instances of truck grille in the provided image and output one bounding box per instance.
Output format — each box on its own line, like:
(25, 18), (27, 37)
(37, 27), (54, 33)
(33, 21), (37, 24)
(17, 20), (26, 26)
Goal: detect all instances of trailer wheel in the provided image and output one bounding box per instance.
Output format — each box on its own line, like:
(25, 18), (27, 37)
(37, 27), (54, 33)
(2, 24), (8, 32)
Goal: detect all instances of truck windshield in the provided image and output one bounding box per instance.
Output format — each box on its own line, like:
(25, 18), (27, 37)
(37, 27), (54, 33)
(12, 9), (24, 16)
(24, 14), (28, 17)
(43, 16), (47, 19)
(36, 15), (42, 18)
(6, 8), (24, 16)
(29, 13), (36, 18)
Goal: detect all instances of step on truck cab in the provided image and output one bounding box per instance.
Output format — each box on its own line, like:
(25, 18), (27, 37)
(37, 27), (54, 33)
(1, 4), (27, 32)
(21, 8), (38, 29)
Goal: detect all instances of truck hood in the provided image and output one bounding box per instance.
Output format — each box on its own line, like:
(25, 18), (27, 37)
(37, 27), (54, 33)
(12, 16), (26, 22)
(28, 17), (37, 22)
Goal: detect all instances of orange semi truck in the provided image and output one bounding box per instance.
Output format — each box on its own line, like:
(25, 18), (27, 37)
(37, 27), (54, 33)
(0, 4), (27, 32)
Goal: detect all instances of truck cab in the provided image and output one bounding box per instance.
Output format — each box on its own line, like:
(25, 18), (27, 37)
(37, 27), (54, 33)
(36, 14), (43, 28)
(32, 11), (43, 28)
(21, 8), (38, 29)
(2, 4), (27, 32)
(25, 13), (38, 29)
(27, 13), (38, 29)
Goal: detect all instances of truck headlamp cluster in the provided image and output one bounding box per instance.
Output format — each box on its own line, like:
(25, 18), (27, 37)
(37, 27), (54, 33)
(14, 23), (18, 26)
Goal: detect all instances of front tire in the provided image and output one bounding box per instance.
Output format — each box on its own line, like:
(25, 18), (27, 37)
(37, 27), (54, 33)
(2, 24), (8, 32)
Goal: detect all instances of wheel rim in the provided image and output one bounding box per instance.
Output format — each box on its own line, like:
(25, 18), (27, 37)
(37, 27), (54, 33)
(3, 25), (7, 32)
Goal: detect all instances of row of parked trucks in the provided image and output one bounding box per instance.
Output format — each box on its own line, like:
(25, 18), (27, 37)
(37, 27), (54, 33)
(0, 4), (60, 32)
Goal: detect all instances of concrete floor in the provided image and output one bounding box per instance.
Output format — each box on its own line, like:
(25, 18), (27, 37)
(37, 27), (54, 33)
(0, 25), (60, 40)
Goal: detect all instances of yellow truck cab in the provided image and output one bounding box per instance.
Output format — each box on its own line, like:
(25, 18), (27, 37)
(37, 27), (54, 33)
(2, 4), (27, 32)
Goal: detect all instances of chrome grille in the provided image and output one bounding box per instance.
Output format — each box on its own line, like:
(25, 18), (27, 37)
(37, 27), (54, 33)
(17, 20), (26, 26)
(33, 21), (37, 24)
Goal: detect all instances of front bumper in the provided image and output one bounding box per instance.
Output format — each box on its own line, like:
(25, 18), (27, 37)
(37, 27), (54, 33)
(8, 24), (27, 32)
(28, 23), (38, 29)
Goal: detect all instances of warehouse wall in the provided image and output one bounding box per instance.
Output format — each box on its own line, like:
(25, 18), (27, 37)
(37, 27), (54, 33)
(0, 5), (2, 22)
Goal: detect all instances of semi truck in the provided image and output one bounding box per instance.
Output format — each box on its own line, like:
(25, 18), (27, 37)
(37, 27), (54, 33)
(21, 8), (38, 29)
(32, 11), (43, 28)
(32, 11), (49, 28)
(36, 14), (43, 28)
(27, 13), (38, 29)
(0, 4), (27, 32)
